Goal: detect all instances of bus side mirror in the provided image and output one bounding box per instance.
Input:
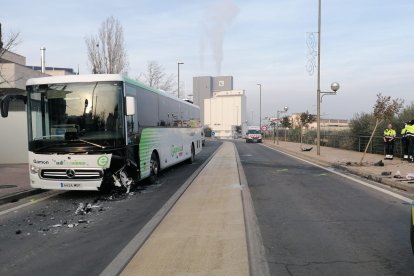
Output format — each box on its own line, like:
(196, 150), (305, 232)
(1, 94), (27, 118)
(125, 96), (135, 116)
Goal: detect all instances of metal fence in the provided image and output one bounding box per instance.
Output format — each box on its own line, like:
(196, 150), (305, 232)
(267, 129), (406, 158)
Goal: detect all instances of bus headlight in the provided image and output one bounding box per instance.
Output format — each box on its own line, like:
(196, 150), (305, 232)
(30, 165), (39, 174)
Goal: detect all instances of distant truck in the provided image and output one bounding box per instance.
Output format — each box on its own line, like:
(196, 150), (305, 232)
(245, 126), (262, 143)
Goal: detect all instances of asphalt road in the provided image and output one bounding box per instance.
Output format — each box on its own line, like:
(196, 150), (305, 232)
(235, 140), (414, 276)
(0, 140), (221, 276)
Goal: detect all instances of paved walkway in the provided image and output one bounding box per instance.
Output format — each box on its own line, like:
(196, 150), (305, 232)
(0, 164), (30, 199)
(121, 142), (249, 275)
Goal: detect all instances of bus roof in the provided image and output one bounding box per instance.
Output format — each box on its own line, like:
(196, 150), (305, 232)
(26, 74), (199, 109)
(26, 74), (124, 85)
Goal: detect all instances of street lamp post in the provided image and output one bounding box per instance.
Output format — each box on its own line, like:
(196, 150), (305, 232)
(257, 84), (262, 131)
(276, 106), (288, 145)
(317, 82), (340, 153)
(315, 0), (341, 155)
(177, 62), (184, 99)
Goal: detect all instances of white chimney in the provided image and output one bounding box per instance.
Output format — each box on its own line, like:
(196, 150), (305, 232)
(40, 47), (46, 73)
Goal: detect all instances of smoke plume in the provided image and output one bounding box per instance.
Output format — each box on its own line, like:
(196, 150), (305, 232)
(200, 0), (239, 75)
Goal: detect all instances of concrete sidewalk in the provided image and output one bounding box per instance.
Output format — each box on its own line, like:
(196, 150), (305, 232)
(121, 142), (249, 275)
(0, 164), (43, 204)
(263, 140), (414, 194)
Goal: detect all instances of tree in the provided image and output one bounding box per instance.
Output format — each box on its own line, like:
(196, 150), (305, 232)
(281, 116), (292, 128)
(138, 60), (177, 95)
(85, 16), (128, 74)
(0, 23), (21, 86)
(349, 112), (375, 138)
(398, 103), (414, 126)
(299, 111), (316, 147)
(359, 93), (403, 163)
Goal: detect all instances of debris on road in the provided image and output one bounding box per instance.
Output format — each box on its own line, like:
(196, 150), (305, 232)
(75, 202), (93, 215)
(406, 173), (414, 180)
(394, 171), (403, 179)
(301, 146), (313, 152)
(374, 160), (384, 167)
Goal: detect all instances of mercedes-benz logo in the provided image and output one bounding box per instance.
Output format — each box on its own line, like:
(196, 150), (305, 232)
(66, 169), (76, 179)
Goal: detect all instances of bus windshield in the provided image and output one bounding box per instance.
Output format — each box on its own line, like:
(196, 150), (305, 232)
(27, 81), (124, 153)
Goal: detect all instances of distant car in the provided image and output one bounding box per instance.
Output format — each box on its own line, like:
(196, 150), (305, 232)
(411, 202), (414, 254)
(245, 127), (262, 143)
(201, 129), (205, 146)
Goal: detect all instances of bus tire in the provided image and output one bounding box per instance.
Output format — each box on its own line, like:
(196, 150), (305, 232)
(149, 151), (160, 184)
(188, 144), (195, 164)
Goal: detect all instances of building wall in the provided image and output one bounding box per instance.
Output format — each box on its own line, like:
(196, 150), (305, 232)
(0, 63), (46, 90)
(193, 76), (234, 125)
(204, 90), (246, 139)
(289, 113), (349, 130)
(212, 76), (233, 92)
(193, 76), (212, 125)
(0, 58), (47, 164)
(0, 111), (28, 163)
(0, 50), (25, 65)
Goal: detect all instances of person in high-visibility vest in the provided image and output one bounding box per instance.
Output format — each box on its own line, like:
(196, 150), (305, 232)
(401, 122), (409, 159)
(383, 123), (396, 159)
(406, 120), (414, 163)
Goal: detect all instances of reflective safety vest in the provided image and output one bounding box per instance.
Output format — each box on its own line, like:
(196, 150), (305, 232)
(401, 126), (408, 137)
(384, 128), (396, 139)
(406, 124), (414, 137)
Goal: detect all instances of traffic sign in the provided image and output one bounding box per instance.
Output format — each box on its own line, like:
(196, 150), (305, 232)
(261, 126), (268, 131)
(211, 131), (215, 137)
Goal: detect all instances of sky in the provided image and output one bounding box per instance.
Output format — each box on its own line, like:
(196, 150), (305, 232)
(2, 0), (413, 122)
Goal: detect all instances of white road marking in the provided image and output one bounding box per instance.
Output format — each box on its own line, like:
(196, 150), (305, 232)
(0, 191), (64, 217)
(262, 144), (412, 204)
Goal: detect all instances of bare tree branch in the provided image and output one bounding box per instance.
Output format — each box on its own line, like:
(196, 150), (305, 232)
(85, 16), (128, 74)
(360, 93), (404, 163)
(0, 28), (22, 87)
(138, 61), (177, 95)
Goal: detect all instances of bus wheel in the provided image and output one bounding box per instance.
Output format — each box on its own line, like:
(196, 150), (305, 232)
(188, 144), (195, 164)
(149, 151), (160, 184)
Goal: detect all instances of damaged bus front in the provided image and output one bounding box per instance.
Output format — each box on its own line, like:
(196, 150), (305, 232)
(1, 74), (202, 192)
(26, 76), (132, 191)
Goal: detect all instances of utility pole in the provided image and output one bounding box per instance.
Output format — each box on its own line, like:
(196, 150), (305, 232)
(178, 62), (184, 98)
(257, 84), (262, 130)
(316, 0), (322, 155)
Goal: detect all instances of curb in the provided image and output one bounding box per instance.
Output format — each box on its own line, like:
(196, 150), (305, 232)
(0, 188), (45, 206)
(263, 142), (414, 194)
(235, 144), (271, 276)
(332, 164), (414, 193)
(100, 143), (224, 276)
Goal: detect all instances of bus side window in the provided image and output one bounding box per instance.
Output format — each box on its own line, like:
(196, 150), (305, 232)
(126, 115), (138, 145)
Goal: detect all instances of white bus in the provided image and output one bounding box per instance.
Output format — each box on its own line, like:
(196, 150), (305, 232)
(0, 74), (202, 191)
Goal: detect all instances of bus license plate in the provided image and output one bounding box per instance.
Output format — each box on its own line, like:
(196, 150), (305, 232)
(60, 183), (81, 188)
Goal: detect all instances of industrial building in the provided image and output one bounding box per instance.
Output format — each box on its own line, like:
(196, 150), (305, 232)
(193, 75), (247, 139)
(204, 90), (247, 139)
(192, 76), (233, 125)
